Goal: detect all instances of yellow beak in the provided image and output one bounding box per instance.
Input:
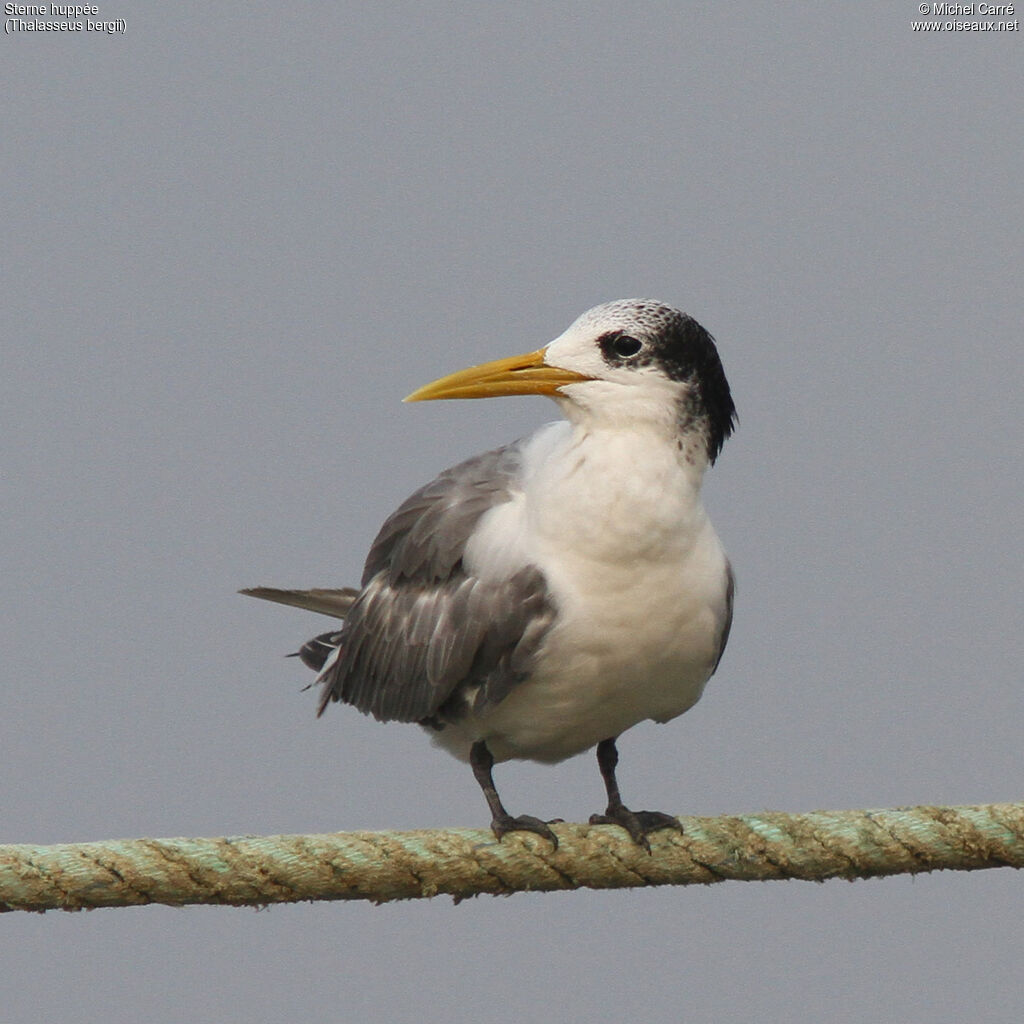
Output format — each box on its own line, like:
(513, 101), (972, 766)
(404, 347), (592, 402)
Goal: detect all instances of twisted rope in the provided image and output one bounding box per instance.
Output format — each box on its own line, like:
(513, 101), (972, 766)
(2, 801), (1021, 912)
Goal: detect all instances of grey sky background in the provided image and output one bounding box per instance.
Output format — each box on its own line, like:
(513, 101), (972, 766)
(3, 3), (1021, 1022)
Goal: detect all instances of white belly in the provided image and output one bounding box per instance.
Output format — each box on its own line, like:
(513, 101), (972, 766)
(428, 420), (731, 764)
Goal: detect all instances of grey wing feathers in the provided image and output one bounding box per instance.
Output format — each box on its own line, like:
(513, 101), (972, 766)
(362, 445), (526, 584)
(325, 563), (554, 722)
(248, 443), (556, 725)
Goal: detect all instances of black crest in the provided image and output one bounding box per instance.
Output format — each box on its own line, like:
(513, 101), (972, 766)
(655, 312), (736, 463)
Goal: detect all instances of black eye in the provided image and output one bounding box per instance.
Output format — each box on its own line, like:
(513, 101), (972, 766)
(611, 334), (642, 358)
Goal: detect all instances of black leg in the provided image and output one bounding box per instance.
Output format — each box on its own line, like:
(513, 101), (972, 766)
(470, 740), (559, 848)
(588, 737), (682, 851)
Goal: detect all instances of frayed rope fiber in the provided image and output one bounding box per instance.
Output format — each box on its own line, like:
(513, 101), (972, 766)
(3, 802), (1021, 912)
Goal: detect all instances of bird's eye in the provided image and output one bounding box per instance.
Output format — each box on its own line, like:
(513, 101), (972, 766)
(611, 335), (643, 358)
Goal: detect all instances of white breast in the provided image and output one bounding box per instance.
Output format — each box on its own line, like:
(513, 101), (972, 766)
(433, 420), (731, 764)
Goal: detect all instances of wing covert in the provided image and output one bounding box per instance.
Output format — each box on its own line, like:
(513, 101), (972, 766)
(319, 443), (556, 724)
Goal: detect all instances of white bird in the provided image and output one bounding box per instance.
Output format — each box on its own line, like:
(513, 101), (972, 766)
(243, 299), (736, 848)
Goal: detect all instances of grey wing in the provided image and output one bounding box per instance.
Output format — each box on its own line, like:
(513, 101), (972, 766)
(319, 443), (557, 723)
(360, 444), (526, 585)
(711, 560), (735, 674)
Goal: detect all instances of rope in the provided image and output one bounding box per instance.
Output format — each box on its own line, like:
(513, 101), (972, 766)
(2, 801), (1021, 912)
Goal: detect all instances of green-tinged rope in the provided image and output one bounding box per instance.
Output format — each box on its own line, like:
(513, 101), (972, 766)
(2, 802), (1021, 912)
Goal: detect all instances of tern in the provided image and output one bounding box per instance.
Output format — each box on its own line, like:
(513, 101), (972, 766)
(243, 299), (736, 848)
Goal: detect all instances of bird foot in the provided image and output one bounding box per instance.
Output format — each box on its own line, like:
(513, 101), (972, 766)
(589, 805), (682, 851)
(490, 814), (560, 849)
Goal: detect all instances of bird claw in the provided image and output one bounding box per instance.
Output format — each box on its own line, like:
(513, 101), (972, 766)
(589, 806), (682, 851)
(490, 813), (560, 849)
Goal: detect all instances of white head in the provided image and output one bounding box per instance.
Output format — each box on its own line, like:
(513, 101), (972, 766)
(542, 300), (736, 461)
(406, 298), (736, 464)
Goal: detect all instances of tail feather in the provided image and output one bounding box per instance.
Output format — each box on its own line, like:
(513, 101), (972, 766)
(239, 586), (358, 619)
(241, 586), (354, 710)
(291, 630), (344, 673)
